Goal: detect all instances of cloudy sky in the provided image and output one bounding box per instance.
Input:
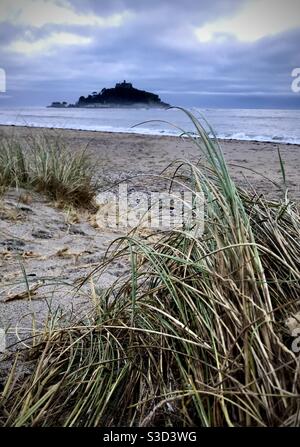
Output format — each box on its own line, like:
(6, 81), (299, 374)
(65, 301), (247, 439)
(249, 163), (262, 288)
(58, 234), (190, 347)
(0, 0), (300, 108)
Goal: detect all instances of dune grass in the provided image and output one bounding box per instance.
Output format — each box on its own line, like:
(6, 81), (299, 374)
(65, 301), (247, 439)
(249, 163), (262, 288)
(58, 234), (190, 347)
(0, 112), (300, 427)
(0, 137), (28, 194)
(0, 132), (97, 207)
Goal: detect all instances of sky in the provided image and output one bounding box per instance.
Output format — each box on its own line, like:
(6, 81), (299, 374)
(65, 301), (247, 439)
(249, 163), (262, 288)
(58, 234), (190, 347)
(0, 0), (300, 108)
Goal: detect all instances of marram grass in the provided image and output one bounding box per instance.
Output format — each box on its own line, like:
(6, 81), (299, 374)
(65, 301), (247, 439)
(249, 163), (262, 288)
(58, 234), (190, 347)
(0, 111), (300, 427)
(0, 131), (97, 207)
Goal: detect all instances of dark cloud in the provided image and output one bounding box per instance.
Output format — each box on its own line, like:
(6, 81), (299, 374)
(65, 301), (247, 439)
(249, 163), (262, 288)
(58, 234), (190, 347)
(0, 0), (299, 108)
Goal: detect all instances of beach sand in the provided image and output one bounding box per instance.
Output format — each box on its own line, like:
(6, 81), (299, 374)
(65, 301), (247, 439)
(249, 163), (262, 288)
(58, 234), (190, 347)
(1, 125), (300, 198)
(0, 125), (300, 368)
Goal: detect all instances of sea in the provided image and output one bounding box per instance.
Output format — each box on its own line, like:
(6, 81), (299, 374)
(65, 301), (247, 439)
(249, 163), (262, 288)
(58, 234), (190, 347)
(0, 106), (299, 144)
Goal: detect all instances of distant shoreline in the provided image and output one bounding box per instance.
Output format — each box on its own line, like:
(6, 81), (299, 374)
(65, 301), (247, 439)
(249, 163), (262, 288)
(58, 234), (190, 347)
(47, 104), (170, 109)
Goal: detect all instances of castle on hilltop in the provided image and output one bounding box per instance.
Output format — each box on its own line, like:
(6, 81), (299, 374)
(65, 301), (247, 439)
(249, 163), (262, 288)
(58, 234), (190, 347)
(115, 80), (133, 89)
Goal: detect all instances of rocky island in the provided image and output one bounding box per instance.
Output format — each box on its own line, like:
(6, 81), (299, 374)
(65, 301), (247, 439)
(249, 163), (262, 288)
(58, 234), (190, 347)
(48, 81), (170, 109)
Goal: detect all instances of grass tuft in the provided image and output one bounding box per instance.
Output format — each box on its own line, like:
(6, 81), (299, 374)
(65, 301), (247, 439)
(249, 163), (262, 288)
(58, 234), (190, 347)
(0, 132), (97, 207)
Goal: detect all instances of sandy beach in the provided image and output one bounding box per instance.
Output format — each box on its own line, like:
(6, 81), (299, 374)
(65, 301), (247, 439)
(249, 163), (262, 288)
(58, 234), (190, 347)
(1, 125), (300, 378)
(1, 125), (300, 197)
(1, 125), (300, 426)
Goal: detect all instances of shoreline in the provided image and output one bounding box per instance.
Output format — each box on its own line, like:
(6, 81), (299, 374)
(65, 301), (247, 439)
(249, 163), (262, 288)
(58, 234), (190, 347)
(0, 123), (299, 146)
